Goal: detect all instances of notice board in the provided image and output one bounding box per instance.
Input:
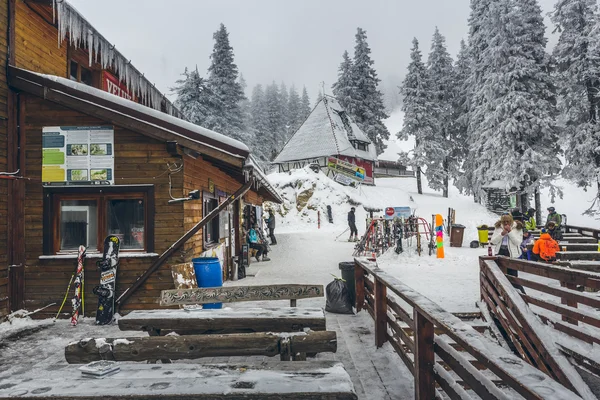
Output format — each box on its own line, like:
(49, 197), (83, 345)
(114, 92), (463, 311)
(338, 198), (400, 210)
(42, 126), (115, 185)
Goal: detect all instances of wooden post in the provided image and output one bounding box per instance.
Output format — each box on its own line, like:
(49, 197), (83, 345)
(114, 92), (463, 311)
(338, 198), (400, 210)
(560, 282), (579, 325)
(413, 309), (435, 400)
(355, 262), (365, 312)
(289, 299), (297, 307)
(374, 278), (387, 348)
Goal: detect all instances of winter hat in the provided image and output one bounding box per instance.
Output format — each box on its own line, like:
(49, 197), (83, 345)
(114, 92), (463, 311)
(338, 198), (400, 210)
(547, 206), (556, 212)
(527, 207), (536, 214)
(547, 221), (556, 227)
(351, 207), (355, 211)
(541, 228), (548, 234)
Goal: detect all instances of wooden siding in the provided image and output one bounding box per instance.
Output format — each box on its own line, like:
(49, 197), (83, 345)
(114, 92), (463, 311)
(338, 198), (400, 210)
(22, 95), (185, 317)
(0, 0), (9, 317)
(14, 0), (67, 76)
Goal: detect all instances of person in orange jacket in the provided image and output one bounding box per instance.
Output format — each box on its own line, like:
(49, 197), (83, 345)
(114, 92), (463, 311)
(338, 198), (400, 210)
(532, 228), (560, 263)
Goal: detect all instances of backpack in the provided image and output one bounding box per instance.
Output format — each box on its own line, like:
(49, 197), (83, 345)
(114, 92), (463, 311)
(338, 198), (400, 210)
(540, 239), (560, 261)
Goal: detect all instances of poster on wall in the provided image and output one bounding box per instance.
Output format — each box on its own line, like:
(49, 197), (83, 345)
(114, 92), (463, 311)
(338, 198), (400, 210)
(327, 157), (365, 181)
(42, 126), (114, 185)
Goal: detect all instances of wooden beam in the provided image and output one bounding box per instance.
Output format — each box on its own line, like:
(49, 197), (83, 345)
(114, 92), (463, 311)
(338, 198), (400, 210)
(116, 180), (253, 309)
(160, 284), (323, 307)
(413, 309), (435, 400)
(374, 278), (387, 348)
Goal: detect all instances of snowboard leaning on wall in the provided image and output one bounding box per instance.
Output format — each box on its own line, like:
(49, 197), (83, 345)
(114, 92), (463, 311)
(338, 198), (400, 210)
(93, 235), (120, 325)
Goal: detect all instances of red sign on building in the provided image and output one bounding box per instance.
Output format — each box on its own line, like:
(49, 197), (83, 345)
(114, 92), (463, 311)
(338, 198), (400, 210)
(102, 71), (137, 102)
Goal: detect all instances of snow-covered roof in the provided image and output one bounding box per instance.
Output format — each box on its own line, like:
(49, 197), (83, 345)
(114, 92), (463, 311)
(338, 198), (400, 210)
(273, 95), (376, 164)
(245, 155), (284, 203)
(11, 67), (249, 159)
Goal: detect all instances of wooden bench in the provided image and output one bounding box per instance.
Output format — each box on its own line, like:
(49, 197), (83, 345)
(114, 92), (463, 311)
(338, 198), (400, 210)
(0, 361), (358, 400)
(557, 251), (600, 261)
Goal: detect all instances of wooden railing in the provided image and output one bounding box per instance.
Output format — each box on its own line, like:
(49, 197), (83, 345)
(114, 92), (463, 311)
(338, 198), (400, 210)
(354, 258), (584, 400)
(483, 257), (600, 379)
(564, 224), (600, 239)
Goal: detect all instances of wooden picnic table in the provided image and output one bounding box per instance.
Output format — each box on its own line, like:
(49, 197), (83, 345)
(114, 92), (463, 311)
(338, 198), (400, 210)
(0, 361), (358, 399)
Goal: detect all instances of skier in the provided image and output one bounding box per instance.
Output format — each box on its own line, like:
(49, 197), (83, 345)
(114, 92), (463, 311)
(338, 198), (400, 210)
(532, 228), (560, 263)
(348, 207), (358, 242)
(266, 210), (277, 245)
(524, 208), (537, 231)
(490, 214), (524, 292)
(545, 206), (562, 228)
(248, 223), (270, 262)
(546, 221), (563, 241)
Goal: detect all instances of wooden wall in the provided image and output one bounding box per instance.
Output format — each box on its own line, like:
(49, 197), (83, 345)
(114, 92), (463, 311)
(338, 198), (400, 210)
(0, 0), (9, 318)
(22, 94), (186, 317)
(14, 0), (66, 76)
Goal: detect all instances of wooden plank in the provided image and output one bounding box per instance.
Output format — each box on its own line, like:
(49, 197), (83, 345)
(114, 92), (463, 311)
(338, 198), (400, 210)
(521, 293), (600, 329)
(64, 331), (337, 363)
(374, 278), (387, 348)
(537, 314), (600, 346)
(118, 308), (326, 334)
(505, 275), (600, 309)
(557, 251), (600, 261)
(414, 309), (435, 400)
(385, 331), (415, 375)
(160, 284), (323, 306)
(354, 261), (365, 311)
(0, 361), (358, 399)
(387, 313), (415, 353)
(432, 364), (473, 400)
(170, 262), (197, 290)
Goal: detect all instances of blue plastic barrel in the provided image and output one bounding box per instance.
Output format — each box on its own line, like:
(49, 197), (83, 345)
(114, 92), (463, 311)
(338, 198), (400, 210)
(192, 257), (223, 309)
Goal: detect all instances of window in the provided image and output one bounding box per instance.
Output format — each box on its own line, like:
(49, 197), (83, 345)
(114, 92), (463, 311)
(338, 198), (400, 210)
(68, 60), (96, 87)
(44, 186), (154, 254)
(203, 193), (219, 245)
(80, 66), (93, 86)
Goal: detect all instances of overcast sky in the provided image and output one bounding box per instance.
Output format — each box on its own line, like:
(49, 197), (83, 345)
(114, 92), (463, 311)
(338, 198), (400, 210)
(69, 0), (558, 104)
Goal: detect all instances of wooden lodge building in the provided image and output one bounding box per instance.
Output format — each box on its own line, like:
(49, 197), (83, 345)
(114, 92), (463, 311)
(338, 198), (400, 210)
(0, 0), (282, 319)
(273, 95), (377, 185)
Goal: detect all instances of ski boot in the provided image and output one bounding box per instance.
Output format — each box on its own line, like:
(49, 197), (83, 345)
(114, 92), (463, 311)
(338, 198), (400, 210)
(262, 256), (271, 262)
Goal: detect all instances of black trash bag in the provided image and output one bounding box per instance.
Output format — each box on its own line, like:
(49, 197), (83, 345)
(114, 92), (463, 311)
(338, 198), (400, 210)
(470, 240), (480, 248)
(325, 278), (354, 314)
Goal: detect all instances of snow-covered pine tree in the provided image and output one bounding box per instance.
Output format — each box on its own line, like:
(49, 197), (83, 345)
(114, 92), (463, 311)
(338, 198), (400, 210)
(399, 38), (434, 195)
(425, 27), (454, 198)
(279, 82), (290, 141)
(332, 50), (354, 111)
(250, 84), (270, 160)
(206, 23), (246, 141)
(287, 85), (302, 136)
(450, 40), (471, 195)
(315, 90), (323, 106)
(172, 67), (215, 127)
(264, 82), (284, 159)
(472, 0), (561, 206)
(347, 28), (390, 155)
(300, 86), (311, 120)
(552, 0), (600, 215)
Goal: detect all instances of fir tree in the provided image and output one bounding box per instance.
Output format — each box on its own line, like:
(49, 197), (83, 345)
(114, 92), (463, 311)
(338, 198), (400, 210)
(250, 84), (269, 160)
(551, 0), (600, 214)
(300, 86), (311, 120)
(425, 27), (454, 197)
(399, 38), (434, 195)
(451, 40), (472, 195)
(172, 67), (215, 127)
(279, 82), (290, 138)
(347, 28), (390, 155)
(315, 90), (323, 106)
(332, 50), (354, 111)
(287, 85), (302, 136)
(206, 23), (246, 140)
(264, 82), (284, 158)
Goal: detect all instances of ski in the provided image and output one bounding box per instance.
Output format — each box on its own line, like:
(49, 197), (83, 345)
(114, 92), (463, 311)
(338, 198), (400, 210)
(70, 245), (86, 326)
(416, 219), (422, 256)
(93, 235), (120, 325)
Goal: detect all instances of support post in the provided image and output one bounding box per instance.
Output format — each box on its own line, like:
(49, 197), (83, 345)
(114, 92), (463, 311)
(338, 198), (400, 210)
(560, 282), (579, 325)
(355, 262), (365, 312)
(374, 277), (387, 348)
(414, 309), (435, 400)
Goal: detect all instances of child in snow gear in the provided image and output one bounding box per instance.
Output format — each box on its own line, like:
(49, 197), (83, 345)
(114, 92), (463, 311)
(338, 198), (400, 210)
(490, 214), (524, 292)
(545, 206), (562, 228)
(248, 223), (270, 262)
(524, 208), (537, 231)
(519, 229), (534, 260)
(348, 207), (358, 242)
(266, 210), (277, 245)
(546, 221), (563, 241)
(532, 228), (560, 262)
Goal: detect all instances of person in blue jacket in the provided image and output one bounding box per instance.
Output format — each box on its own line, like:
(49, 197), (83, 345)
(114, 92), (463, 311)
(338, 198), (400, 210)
(248, 223), (270, 262)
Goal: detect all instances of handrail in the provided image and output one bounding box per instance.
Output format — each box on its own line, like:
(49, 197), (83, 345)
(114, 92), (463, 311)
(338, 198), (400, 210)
(354, 257), (583, 399)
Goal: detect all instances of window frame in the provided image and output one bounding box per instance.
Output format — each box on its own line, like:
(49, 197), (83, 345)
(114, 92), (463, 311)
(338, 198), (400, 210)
(43, 185), (155, 255)
(202, 191), (220, 247)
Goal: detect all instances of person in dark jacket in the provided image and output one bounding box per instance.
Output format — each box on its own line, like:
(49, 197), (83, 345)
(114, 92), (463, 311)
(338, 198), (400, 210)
(547, 220), (563, 241)
(546, 206), (562, 228)
(266, 210), (277, 245)
(511, 208), (524, 223)
(348, 207), (358, 242)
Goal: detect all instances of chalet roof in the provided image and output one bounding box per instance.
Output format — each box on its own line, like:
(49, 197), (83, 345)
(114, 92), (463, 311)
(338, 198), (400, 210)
(273, 95), (376, 164)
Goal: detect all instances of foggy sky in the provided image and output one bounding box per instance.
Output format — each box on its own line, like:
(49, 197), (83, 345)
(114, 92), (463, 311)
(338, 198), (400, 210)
(68, 0), (558, 104)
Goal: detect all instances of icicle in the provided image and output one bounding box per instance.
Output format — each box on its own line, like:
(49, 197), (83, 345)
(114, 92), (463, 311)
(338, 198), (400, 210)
(87, 30), (93, 66)
(52, 0), (56, 24)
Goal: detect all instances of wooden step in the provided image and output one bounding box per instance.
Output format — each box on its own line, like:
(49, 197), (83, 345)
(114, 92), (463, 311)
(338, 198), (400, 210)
(556, 260), (600, 273)
(557, 251), (600, 261)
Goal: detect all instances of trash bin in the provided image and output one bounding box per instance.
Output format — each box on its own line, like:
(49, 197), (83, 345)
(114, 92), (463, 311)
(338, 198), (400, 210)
(477, 225), (489, 246)
(192, 257), (223, 309)
(339, 261), (355, 307)
(450, 224), (466, 247)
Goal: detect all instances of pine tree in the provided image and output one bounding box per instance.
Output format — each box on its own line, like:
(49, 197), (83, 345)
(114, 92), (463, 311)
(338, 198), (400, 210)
(552, 0), (600, 214)
(206, 23), (246, 140)
(470, 0), (561, 204)
(172, 67), (215, 127)
(279, 82), (290, 138)
(332, 50), (354, 111)
(250, 84), (269, 160)
(300, 86), (311, 120)
(264, 82), (284, 159)
(287, 85), (302, 136)
(451, 40), (472, 195)
(346, 28), (390, 155)
(315, 90), (323, 106)
(399, 38), (434, 195)
(426, 27), (454, 197)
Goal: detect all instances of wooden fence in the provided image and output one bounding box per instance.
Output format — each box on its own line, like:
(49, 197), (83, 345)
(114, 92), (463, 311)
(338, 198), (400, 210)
(354, 258), (584, 399)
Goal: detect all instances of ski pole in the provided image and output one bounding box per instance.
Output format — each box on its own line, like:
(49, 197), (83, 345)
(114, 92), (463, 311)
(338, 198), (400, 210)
(55, 272), (75, 321)
(335, 227), (349, 240)
(81, 267), (85, 317)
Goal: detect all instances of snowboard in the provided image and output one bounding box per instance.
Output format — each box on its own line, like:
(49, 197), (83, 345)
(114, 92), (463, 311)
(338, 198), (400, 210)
(70, 245), (86, 326)
(93, 235), (120, 325)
